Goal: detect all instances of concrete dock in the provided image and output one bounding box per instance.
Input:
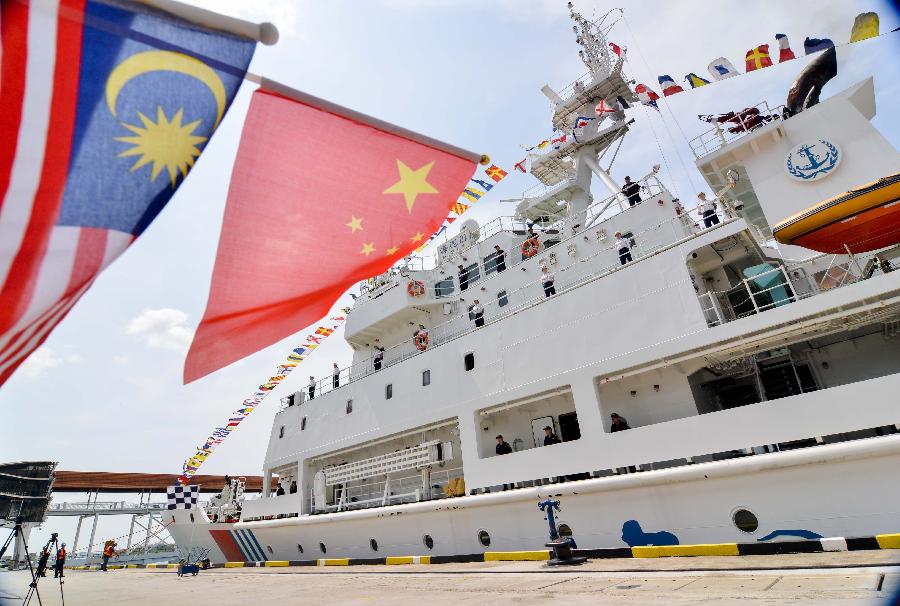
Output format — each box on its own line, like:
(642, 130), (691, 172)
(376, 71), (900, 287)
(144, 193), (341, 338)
(2, 551), (899, 605)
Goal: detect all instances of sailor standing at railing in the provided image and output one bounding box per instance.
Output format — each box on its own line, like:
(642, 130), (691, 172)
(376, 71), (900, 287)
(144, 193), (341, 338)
(373, 345), (385, 370)
(614, 232), (632, 265)
(307, 376), (316, 400)
(698, 192), (720, 228)
(493, 245), (507, 272)
(621, 175), (642, 207)
(541, 266), (556, 297)
(332, 362), (340, 388)
(469, 299), (485, 327)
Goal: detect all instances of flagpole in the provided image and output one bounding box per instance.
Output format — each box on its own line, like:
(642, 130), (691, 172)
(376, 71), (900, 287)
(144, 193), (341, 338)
(245, 73), (489, 166)
(138, 0), (279, 45)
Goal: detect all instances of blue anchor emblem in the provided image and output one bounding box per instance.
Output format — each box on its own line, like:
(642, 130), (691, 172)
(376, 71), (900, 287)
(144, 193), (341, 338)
(786, 139), (840, 181)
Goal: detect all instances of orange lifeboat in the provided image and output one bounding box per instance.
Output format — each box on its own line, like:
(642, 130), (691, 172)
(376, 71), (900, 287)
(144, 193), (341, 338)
(773, 173), (900, 253)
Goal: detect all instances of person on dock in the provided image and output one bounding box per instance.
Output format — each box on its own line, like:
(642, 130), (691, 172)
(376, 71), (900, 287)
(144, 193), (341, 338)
(495, 435), (513, 455)
(100, 540), (117, 571)
(36, 547), (50, 578)
(54, 543), (67, 578)
(621, 176), (642, 206)
(469, 300), (485, 327)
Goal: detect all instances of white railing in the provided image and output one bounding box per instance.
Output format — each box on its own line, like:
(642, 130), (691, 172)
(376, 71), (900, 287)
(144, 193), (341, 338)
(48, 501), (173, 512)
(311, 466), (464, 513)
(689, 101), (786, 158)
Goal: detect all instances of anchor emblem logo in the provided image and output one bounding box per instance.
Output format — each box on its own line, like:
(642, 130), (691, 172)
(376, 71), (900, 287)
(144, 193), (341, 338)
(785, 139), (841, 182)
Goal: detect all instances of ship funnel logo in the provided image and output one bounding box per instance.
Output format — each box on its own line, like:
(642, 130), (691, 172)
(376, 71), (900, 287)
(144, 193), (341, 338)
(785, 139), (841, 182)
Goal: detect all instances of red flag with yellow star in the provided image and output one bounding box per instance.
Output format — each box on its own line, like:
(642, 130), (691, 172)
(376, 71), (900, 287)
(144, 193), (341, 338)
(184, 88), (478, 383)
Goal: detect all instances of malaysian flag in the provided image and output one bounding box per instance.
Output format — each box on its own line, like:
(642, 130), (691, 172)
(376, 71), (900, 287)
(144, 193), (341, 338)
(0, 0), (257, 387)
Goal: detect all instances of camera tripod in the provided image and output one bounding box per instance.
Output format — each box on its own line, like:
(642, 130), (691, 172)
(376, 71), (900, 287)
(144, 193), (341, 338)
(0, 520), (65, 606)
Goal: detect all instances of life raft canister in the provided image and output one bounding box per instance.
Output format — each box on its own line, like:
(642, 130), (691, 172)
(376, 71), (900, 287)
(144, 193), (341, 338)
(414, 332), (429, 351)
(521, 237), (540, 258)
(407, 280), (425, 297)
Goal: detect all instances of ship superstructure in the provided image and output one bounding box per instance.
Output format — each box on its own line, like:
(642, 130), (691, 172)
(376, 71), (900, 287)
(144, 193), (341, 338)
(166, 6), (900, 563)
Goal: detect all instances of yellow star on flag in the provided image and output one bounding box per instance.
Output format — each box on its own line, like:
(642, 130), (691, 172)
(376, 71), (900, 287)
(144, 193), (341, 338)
(360, 242), (375, 256)
(385, 245), (400, 256)
(410, 232), (424, 243)
(382, 160), (438, 213)
(346, 215), (363, 233)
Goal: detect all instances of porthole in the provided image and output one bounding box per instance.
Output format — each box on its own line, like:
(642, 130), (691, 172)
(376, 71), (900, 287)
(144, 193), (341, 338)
(558, 523), (572, 538)
(369, 538), (378, 552)
(385, 384), (393, 399)
(189, 513), (195, 523)
(732, 508), (759, 533)
(346, 399), (353, 414)
(279, 425), (285, 438)
(266, 545), (274, 555)
(301, 416), (307, 431)
(297, 544), (304, 554)
(464, 353), (475, 371)
(477, 529), (491, 547)
(319, 542), (327, 554)
(423, 534), (434, 550)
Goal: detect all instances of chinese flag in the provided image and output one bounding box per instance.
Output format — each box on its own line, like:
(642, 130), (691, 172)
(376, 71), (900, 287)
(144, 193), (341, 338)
(184, 89), (477, 383)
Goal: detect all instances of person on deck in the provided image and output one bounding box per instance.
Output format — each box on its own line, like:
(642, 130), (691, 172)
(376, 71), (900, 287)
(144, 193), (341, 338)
(307, 376), (316, 400)
(495, 435), (513, 455)
(373, 345), (385, 371)
(543, 426), (562, 445)
(332, 363), (340, 389)
(54, 543), (67, 578)
(275, 483), (285, 496)
(610, 413), (631, 432)
(458, 264), (470, 291)
(541, 266), (556, 297)
(697, 192), (720, 228)
(614, 232), (632, 265)
(289, 481), (297, 494)
(469, 300), (485, 327)
(493, 245), (507, 272)
(621, 176), (642, 206)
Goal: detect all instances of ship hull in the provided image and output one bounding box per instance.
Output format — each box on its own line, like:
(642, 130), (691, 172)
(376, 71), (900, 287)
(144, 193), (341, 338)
(167, 435), (900, 563)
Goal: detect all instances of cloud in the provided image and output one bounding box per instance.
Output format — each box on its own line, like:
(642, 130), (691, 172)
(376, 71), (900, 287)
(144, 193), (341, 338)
(126, 308), (193, 352)
(18, 347), (82, 379)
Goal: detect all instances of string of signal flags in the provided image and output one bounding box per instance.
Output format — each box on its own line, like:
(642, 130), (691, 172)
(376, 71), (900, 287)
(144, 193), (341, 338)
(513, 11), (890, 173)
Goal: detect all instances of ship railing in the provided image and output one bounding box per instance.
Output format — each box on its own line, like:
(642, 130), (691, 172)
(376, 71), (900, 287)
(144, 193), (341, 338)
(310, 466), (464, 513)
(688, 100), (786, 159)
(351, 174), (665, 308)
(696, 246), (900, 328)
(284, 202), (722, 408)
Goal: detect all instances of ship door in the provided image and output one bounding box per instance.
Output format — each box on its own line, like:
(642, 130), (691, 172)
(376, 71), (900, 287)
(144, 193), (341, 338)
(531, 416), (555, 448)
(558, 412), (581, 442)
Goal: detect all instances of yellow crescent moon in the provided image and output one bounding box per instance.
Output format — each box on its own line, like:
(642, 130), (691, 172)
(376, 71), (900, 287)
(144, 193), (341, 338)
(105, 50), (226, 128)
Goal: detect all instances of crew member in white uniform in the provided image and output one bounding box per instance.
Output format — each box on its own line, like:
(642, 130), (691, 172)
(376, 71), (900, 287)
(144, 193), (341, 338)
(469, 299), (485, 327)
(307, 376), (316, 400)
(698, 192), (720, 228)
(332, 362), (340, 389)
(541, 266), (556, 297)
(614, 231), (632, 265)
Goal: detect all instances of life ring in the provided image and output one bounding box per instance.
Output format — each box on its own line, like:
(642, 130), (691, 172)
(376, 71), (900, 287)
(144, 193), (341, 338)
(407, 280), (425, 297)
(414, 333), (429, 351)
(521, 237), (540, 258)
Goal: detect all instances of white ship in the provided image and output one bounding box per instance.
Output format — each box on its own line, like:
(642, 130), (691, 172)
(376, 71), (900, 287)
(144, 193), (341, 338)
(167, 7), (900, 563)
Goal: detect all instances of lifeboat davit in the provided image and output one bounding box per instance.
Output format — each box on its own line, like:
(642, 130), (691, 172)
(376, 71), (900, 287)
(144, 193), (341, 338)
(773, 173), (900, 253)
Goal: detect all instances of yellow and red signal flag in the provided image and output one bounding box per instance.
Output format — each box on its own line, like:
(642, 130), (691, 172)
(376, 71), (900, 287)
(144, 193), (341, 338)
(744, 44), (773, 71)
(184, 85), (480, 383)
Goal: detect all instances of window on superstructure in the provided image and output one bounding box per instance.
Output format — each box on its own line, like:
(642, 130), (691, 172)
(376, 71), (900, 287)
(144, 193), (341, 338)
(484, 251), (503, 275)
(434, 278), (455, 297)
(279, 426), (284, 438)
(386, 384), (393, 399)
(462, 262), (481, 287)
(346, 400), (353, 414)
(422, 369), (431, 386)
(464, 353), (475, 371)
(301, 416), (307, 431)
(497, 291), (508, 307)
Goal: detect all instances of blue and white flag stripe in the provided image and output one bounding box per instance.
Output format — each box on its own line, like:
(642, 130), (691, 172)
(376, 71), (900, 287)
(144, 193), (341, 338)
(230, 529), (267, 561)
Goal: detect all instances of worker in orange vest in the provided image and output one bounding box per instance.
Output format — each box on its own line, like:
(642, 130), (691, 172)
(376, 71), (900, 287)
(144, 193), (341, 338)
(53, 543), (67, 578)
(100, 540), (117, 571)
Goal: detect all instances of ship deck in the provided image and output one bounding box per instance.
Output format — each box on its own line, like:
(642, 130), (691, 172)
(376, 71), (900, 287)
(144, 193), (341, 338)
(3, 551), (898, 605)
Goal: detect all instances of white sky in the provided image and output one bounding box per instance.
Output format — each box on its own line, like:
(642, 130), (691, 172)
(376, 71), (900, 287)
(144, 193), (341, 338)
(3, 0), (898, 550)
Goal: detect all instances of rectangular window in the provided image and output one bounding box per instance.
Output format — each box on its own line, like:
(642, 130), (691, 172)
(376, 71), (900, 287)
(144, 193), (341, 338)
(422, 369), (431, 386)
(385, 384), (393, 399)
(464, 353), (475, 371)
(463, 262), (481, 286)
(497, 290), (508, 307)
(434, 278), (455, 297)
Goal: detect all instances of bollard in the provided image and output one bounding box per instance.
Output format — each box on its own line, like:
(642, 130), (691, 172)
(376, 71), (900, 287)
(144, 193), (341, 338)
(538, 498), (586, 566)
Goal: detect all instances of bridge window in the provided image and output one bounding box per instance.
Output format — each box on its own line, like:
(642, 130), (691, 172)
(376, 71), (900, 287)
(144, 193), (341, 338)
(422, 369), (431, 386)
(434, 278), (454, 297)
(464, 353), (475, 371)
